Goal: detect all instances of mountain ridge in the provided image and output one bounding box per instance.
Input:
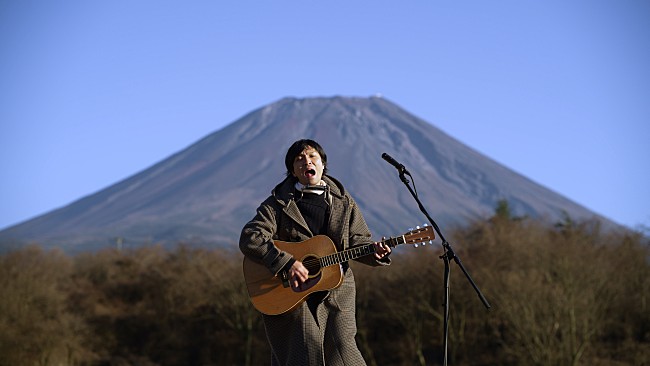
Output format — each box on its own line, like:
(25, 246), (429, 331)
(0, 96), (614, 253)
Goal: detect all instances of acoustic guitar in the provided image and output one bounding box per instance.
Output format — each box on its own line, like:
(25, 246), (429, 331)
(243, 225), (435, 315)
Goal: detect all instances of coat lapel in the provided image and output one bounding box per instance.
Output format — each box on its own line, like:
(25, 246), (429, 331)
(283, 199), (312, 236)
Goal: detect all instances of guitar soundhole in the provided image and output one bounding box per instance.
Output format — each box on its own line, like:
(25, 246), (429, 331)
(303, 255), (322, 277)
(292, 255), (322, 293)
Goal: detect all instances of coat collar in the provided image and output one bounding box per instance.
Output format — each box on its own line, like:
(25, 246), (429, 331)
(271, 175), (345, 236)
(272, 174), (345, 205)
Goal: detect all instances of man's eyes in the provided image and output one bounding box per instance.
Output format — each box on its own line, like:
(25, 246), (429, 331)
(294, 153), (319, 163)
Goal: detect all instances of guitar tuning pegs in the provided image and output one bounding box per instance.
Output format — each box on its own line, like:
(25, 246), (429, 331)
(423, 223), (428, 227)
(414, 243), (419, 248)
(429, 240), (434, 245)
(408, 227), (414, 232)
(416, 225), (420, 229)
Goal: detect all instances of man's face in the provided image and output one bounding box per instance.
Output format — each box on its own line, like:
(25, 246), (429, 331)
(292, 146), (325, 186)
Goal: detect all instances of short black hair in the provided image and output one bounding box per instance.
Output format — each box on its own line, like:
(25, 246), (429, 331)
(285, 139), (328, 177)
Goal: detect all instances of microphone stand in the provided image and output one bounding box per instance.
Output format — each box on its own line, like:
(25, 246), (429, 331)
(394, 167), (490, 366)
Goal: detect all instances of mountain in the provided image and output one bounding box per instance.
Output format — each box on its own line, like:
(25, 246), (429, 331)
(0, 96), (614, 253)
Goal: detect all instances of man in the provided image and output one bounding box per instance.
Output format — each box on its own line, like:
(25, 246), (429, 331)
(239, 139), (391, 366)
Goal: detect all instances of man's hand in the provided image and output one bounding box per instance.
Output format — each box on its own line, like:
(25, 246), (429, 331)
(288, 260), (309, 290)
(374, 239), (392, 259)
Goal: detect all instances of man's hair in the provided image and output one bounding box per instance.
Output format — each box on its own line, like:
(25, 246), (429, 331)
(285, 139), (328, 177)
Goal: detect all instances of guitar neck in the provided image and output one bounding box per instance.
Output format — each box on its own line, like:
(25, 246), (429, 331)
(320, 235), (404, 267)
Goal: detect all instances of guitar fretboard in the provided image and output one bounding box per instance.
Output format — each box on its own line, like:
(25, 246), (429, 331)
(319, 235), (405, 267)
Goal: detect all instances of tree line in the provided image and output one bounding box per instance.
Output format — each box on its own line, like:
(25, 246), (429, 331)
(1, 205), (648, 365)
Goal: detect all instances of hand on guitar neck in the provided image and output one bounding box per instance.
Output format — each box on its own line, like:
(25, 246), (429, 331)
(287, 240), (391, 290)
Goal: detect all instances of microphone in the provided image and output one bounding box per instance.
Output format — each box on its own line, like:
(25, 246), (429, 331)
(381, 153), (407, 173)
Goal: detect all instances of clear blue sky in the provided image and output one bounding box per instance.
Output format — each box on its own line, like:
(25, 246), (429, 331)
(1, 1), (649, 231)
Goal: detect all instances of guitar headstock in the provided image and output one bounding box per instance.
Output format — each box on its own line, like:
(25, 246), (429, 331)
(384, 224), (435, 248)
(404, 224), (435, 247)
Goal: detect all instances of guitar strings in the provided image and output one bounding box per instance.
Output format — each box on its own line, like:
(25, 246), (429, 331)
(291, 231), (429, 273)
(299, 244), (378, 270)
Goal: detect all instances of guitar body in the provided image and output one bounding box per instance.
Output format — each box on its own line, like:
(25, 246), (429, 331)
(243, 226), (434, 315)
(243, 235), (344, 316)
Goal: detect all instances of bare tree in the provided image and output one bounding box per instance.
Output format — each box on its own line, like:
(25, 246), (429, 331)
(0, 246), (90, 365)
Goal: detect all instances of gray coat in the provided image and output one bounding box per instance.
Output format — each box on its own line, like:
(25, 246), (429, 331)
(240, 175), (390, 366)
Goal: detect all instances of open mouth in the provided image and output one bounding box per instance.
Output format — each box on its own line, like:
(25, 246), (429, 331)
(306, 168), (316, 176)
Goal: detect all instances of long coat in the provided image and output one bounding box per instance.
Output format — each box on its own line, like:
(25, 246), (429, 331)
(240, 175), (390, 366)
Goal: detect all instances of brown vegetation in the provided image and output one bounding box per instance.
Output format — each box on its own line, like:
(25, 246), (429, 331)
(1, 207), (648, 365)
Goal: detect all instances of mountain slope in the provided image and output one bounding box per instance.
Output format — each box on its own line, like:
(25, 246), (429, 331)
(0, 96), (613, 253)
